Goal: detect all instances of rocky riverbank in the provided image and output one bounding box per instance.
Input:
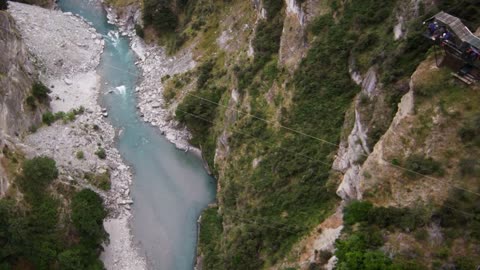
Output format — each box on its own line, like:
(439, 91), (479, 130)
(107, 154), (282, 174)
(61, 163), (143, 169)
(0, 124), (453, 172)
(105, 7), (199, 154)
(8, 2), (146, 269)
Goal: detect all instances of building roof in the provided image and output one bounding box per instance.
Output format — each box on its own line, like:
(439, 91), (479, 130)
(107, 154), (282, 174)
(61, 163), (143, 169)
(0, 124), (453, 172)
(433, 11), (480, 49)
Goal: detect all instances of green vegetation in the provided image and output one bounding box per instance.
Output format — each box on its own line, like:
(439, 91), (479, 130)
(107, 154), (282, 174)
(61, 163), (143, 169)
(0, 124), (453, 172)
(198, 207), (223, 269)
(176, 58), (226, 169)
(338, 196), (480, 269)
(32, 81), (51, 102)
(337, 201), (429, 269)
(42, 111), (55, 125)
(95, 148), (106, 159)
(459, 113), (480, 146)
(41, 107), (85, 126)
(0, 156), (107, 268)
(84, 171), (111, 191)
(171, 0), (479, 268)
(71, 189), (108, 247)
(26, 95), (36, 109)
(404, 154), (443, 178)
(135, 23), (144, 39)
(143, 0), (178, 33)
(76, 150), (84, 160)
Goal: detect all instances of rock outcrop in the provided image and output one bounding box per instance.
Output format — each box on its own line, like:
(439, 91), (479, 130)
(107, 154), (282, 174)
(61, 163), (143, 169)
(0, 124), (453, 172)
(0, 11), (45, 137)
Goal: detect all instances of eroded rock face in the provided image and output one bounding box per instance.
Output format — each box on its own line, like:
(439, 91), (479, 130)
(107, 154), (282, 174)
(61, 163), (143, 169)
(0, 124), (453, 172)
(334, 109), (370, 200)
(279, 0), (325, 71)
(0, 12), (45, 137)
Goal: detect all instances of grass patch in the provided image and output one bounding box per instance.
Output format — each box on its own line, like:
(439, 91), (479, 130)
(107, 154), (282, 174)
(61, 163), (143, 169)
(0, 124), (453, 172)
(198, 207), (223, 269)
(84, 171), (111, 191)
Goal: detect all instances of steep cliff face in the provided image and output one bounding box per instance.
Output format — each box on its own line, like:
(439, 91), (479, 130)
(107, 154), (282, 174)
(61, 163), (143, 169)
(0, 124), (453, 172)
(105, 0), (480, 268)
(0, 11), (47, 197)
(0, 11), (45, 137)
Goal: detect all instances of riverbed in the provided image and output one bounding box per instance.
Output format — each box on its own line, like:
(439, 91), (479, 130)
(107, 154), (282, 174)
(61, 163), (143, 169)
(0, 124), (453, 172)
(55, 0), (216, 269)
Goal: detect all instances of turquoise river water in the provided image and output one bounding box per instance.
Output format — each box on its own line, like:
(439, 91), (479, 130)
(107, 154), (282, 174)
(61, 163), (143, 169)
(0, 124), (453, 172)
(56, 0), (216, 269)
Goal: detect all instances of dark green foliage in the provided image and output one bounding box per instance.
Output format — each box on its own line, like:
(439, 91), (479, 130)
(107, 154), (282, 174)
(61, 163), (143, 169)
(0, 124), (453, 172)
(26, 95), (36, 109)
(42, 111), (55, 126)
(32, 81), (51, 102)
(20, 156), (58, 196)
(310, 14), (333, 35)
(459, 158), (480, 177)
(344, 201), (427, 231)
(235, 0), (284, 91)
(71, 189), (108, 247)
(263, 0), (283, 20)
(0, 157), (107, 269)
(135, 23), (145, 39)
(95, 148), (106, 159)
(0, 0), (7, 10)
(404, 154), (443, 178)
(252, 16), (284, 68)
(459, 113), (480, 146)
(436, 189), (480, 240)
(196, 60), (215, 90)
(335, 228), (388, 270)
(198, 208), (223, 269)
(343, 201), (373, 225)
(143, 0), (178, 33)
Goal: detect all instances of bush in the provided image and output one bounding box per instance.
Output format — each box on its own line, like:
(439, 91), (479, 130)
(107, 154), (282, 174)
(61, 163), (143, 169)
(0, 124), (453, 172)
(65, 111), (76, 122)
(404, 155), (443, 178)
(344, 201), (373, 225)
(135, 23), (145, 39)
(95, 148), (106, 159)
(32, 81), (50, 102)
(26, 95), (36, 109)
(143, 0), (178, 33)
(76, 151), (84, 160)
(42, 111), (55, 125)
(19, 156), (58, 198)
(459, 114), (480, 145)
(71, 189), (107, 245)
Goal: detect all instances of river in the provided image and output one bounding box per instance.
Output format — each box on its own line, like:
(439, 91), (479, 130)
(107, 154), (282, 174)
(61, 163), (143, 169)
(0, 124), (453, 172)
(55, 0), (216, 269)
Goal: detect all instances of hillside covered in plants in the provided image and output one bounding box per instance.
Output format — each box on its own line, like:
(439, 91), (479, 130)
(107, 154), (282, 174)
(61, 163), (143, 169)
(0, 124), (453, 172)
(99, 0), (480, 269)
(1, 0), (469, 268)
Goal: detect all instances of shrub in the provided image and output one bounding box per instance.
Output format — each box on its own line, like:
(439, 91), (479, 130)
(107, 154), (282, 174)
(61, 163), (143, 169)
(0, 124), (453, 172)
(71, 189), (108, 247)
(32, 81), (50, 101)
(343, 200), (373, 225)
(42, 112), (55, 125)
(143, 0), (178, 33)
(65, 111), (76, 122)
(54, 111), (65, 120)
(95, 148), (106, 159)
(196, 60), (215, 90)
(26, 95), (36, 109)
(404, 154), (442, 178)
(135, 23), (145, 39)
(20, 156), (58, 198)
(459, 114), (480, 145)
(85, 171), (111, 191)
(76, 151), (84, 160)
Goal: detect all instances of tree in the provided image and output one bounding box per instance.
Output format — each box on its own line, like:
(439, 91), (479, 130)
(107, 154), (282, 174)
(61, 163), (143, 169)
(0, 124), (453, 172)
(58, 249), (85, 270)
(143, 0), (178, 33)
(71, 189), (108, 247)
(31, 81), (51, 102)
(20, 156), (58, 196)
